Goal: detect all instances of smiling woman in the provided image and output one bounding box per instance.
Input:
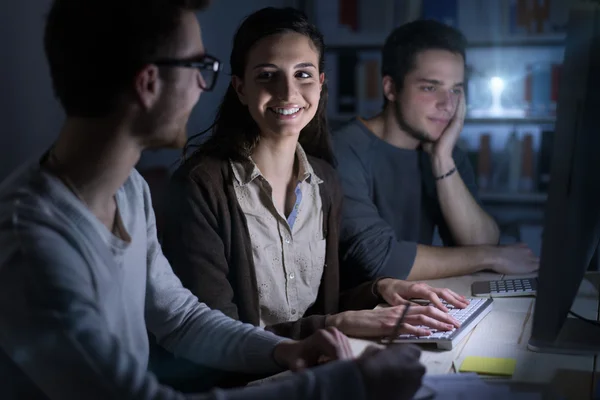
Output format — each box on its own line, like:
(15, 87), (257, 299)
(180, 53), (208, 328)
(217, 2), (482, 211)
(183, 7), (333, 164)
(162, 7), (464, 352)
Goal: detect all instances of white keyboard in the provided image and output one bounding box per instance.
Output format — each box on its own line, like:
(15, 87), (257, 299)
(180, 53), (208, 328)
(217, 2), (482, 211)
(389, 297), (493, 350)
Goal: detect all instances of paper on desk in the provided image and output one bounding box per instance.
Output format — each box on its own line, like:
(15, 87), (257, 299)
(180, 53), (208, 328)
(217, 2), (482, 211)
(412, 373), (541, 400)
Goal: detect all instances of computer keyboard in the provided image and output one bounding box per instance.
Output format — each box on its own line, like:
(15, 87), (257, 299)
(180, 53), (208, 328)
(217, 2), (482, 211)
(388, 297), (494, 350)
(472, 278), (537, 298)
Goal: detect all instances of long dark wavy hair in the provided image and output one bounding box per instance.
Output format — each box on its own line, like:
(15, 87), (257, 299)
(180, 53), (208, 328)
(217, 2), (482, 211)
(184, 7), (335, 165)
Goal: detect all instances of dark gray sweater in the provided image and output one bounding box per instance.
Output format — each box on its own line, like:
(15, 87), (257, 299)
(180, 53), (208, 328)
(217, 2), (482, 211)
(332, 119), (479, 287)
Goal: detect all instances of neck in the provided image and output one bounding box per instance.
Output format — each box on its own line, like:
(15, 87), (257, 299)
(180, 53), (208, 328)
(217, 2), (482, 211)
(49, 117), (142, 215)
(251, 135), (298, 184)
(365, 104), (420, 150)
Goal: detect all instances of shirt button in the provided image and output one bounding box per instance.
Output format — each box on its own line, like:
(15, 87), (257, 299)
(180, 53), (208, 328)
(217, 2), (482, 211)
(291, 309), (297, 315)
(289, 272), (295, 280)
(284, 237), (291, 244)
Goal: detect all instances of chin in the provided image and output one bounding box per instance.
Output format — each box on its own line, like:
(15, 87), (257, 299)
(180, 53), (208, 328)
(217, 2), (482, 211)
(143, 128), (187, 150)
(265, 123), (306, 139)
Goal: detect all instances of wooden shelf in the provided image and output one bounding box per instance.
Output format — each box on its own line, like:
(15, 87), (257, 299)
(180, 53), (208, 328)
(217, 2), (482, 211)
(479, 192), (547, 204)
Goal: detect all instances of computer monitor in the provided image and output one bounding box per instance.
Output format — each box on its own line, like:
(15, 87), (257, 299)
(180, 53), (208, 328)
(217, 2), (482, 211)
(527, 1), (600, 356)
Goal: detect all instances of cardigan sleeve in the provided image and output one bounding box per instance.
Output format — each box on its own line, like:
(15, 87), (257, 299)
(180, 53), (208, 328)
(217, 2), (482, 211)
(162, 168), (241, 321)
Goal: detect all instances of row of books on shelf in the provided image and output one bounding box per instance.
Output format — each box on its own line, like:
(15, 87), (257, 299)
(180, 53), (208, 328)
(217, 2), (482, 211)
(324, 50), (563, 121)
(474, 129), (553, 195)
(309, 0), (569, 47)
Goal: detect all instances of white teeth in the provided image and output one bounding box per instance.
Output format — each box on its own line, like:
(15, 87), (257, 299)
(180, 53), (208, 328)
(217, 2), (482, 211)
(273, 107), (300, 115)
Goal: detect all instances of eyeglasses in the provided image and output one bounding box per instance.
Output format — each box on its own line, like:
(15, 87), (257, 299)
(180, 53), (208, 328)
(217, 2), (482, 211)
(154, 53), (222, 91)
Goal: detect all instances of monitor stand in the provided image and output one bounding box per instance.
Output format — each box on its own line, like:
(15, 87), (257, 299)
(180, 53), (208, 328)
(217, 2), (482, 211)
(527, 318), (600, 356)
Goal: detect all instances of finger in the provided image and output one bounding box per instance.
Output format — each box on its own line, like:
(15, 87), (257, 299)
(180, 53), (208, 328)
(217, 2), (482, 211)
(418, 306), (460, 327)
(327, 327), (353, 360)
(316, 329), (345, 361)
(397, 323), (431, 338)
(436, 289), (469, 309)
(406, 314), (456, 331)
(426, 292), (448, 312)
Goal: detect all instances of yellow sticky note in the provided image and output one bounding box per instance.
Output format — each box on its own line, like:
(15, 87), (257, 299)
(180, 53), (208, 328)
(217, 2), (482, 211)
(459, 356), (516, 377)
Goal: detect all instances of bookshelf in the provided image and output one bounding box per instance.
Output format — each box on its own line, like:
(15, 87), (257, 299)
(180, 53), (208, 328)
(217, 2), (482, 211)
(325, 34), (566, 51)
(329, 115), (557, 125)
(304, 0), (569, 240)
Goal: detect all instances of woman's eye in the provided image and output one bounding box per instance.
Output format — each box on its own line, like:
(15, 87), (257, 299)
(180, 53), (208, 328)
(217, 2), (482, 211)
(256, 71), (274, 80)
(296, 71), (312, 79)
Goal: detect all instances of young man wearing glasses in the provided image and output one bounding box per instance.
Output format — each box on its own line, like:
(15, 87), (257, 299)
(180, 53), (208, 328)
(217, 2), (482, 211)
(0, 1), (426, 399)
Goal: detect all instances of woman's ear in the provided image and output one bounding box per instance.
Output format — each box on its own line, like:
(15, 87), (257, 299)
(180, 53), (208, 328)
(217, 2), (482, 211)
(232, 75), (247, 105)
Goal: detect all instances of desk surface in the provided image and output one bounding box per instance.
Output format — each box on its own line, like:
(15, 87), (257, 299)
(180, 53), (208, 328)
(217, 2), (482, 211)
(348, 272), (599, 400)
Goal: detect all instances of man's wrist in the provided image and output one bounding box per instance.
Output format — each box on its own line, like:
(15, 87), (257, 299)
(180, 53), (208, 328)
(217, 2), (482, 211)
(430, 154), (456, 177)
(373, 277), (394, 300)
(272, 340), (297, 369)
(471, 245), (500, 272)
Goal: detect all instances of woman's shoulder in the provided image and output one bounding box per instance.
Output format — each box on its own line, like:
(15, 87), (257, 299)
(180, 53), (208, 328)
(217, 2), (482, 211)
(306, 155), (337, 180)
(172, 150), (231, 186)
(306, 155), (342, 200)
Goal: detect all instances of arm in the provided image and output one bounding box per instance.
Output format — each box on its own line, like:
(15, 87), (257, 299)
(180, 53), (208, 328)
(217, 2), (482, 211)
(0, 223), (366, 400)
(424, 94), (499, 247)
(431, 152), (500, 246)
(0, 222), (186, 399)
(161, 172), (326, 340)
(406, 244), (497, 281)
(326, 169), (382, 311)
(335, 143), (500, 282)
(143, 176), (288, 374)
(336, 144), (417, 283)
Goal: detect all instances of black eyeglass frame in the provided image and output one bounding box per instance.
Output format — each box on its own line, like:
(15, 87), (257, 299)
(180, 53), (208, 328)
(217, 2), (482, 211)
(153, 54), (222, 91)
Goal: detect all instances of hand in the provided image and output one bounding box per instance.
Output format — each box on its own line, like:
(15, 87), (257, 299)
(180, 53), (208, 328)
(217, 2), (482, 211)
(423, 91), (466, 161)
(377, 278), (470, 312)
(327, 305), (460, 338)
(492, 243), (539, 275)
(272, 327), (353, 371)
(356, 344), (425, 400)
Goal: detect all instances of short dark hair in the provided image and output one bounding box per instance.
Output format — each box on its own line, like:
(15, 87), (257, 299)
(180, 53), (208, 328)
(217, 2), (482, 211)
(381, 19), (467, 96)
(44, 0), (210, 118)
(187, 7), (335, 165)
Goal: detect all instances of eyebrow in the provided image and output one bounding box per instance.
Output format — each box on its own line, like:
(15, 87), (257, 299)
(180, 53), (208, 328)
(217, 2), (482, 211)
(417, 78), (464, 87)
(252, 62), (317, 70)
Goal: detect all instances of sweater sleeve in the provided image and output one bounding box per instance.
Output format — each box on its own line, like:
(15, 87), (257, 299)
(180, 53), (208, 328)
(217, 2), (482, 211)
(0, 210), (187, 399)
(335, 138), (417, 283)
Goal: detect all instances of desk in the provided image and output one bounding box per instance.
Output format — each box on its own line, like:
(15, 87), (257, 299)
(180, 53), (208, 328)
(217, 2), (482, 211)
(348, 272), (600, 400)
